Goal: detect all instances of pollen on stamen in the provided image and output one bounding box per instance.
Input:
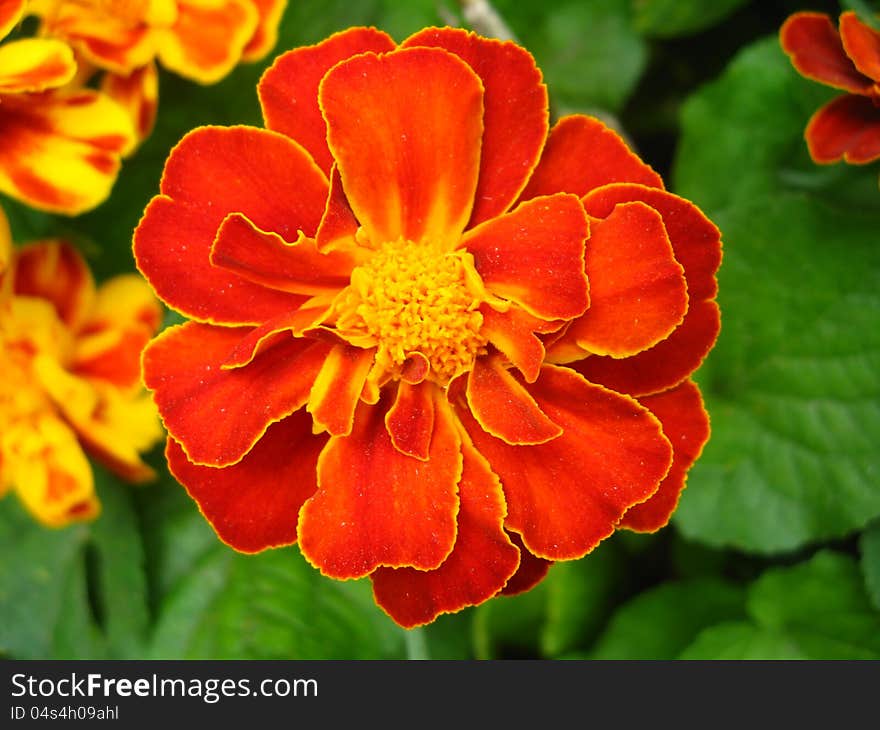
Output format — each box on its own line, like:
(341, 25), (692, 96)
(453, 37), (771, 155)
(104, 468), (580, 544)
(334, 238), (488, 385)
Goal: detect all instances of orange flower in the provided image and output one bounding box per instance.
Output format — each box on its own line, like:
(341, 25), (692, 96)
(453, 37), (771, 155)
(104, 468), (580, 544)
(781, 10), (880, 166)
(29, 0), (287, 141)
(135, 27), (722, 627)
(0, 0), (134, 213)
(0, 205), (163, 526)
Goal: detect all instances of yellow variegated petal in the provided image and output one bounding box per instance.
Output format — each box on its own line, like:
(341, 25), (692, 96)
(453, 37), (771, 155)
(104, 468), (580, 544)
(0, 38), (77, 93)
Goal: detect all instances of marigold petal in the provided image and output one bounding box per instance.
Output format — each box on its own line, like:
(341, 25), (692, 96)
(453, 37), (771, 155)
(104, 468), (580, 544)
(572, 298), (721, 397)
(455, 365), (672, 560)
(500, 531), (553, 596)
(73, 327), (152, 390)
(7, 414), (99, 527)
(307, 343), (376, 437)
(403, 27), (548, 226)
(0, 204), (11, 281)
(463, 193), (589, 321)
(479, 304), (551, 383)
(315, 164), (360, 252)
(241, 0), (286, 61)
(839, 11), (880, 81)
(13, 240), (94, 330)
(805, 94), (880, 164)
(221, 308), (331, 369)
(465, 357), (561, 445)
(620, 380), (710, 532)
(0, 90), (134, 215)
(582, 184), (722, 303)
(385, 380), (435, 460)
(211, 212), (359, 295)
(142, 321), (330, 466)
(134, 126), (328, 325)
(0, 0), (25, 39)
(298, 389), (461, 579)
(519, 115), (663, 201)
(32, 345), (160, 470)
(320, 46), (483, 248)
(780, 12), (876, 93)
(0, 38), (76, 93)
(101, 62), (158, 143)
(157, 0), (257, 83)
(371, 425), (519, 627)
(166, 411), (324, 552)
(568, 202), (688, 358)
(259, 26), (396, 173)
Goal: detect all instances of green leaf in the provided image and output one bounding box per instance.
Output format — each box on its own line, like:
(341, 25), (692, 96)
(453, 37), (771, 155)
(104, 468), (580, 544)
(493, 0), (647, 113)
(682, 552), (880, 659)
(674, 36), (878, 217)
(0, 498), (89, 658)
(472, 578), (550, 659)
(674, 193), (880, 553)
(860, 520), (880, 611)
(588, 578), (746, 659)
(540, 539), (627, 657)
(632, 0), (750, 38)
(142, 475), (404, 659)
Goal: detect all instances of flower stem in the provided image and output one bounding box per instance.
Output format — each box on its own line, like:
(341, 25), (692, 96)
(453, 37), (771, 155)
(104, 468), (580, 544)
(404, 626), (430, 661)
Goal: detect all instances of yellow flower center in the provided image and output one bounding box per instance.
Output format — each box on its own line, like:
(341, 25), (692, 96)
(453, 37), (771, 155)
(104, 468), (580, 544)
(335, 238), (487, 386)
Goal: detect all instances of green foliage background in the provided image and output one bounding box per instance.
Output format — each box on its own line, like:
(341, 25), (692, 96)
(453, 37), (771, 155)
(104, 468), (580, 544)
(2, 0), (878, 660)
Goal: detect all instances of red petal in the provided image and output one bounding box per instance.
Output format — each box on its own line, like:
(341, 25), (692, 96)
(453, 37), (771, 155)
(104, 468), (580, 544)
(806, 94), (880, 164)
(211, 212), (358, 295)
(840, 11), (880, 81)
(13, 241), (94, 329)
(455, 365), (672, 560)
(500, 531), (553, 596)
(519, 115), (663, 201)
(385, 380), (435, 460)
(780, 12), (875, 93)
(567, 202), (687, 358)
(403, 27), (548, 226)
(298, 389), (461, 579)
(479, 304), (550, 383)
(621, 380), (710, 532)
(220, 307), (331, 369)
(142, 322), (330, 466)
(241, 0), (286, 61)
(258, 27), (396, 173)
(101, 63), (158, 143)
(0, 0), (25, 38)
(582, 183), (722, 303)
(463, 193), (589, 320)
(573, 298), (721, 397)
(315, 164), (360, 252)
(466, 357), (561, 445)
(158, 0), (257, 84)
(371, 427), (519, 627)
(166, 411), (325, 552)
(320, 46), (483, 248)
(134, 126), (328, 325)
(307, 343), (375, 436)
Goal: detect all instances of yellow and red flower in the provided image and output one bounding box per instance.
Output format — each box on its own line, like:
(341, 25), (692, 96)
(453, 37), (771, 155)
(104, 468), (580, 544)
(0, 0), (134, 213)
(781, 10), (880, 167)
(29, 0), (287, 142)
(0, 206), (163, 526)
(135, 27), (722, 627)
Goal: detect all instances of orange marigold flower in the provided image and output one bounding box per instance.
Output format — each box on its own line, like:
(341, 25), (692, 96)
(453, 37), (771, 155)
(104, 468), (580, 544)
(0, 205), (163, 526)
(781, 10), (880, 166)
(29, 0), (287, 142)
(0, 0), (134, 214)
(135, 27), (722, 627)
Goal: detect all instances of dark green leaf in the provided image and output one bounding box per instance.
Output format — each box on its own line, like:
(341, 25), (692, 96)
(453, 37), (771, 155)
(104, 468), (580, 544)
(681, 552), (880, 659)
(674, 193), (880, 553)
(589, 578), (745, 659)
(859, 520), (880, 612)
(632, 0), (750, 38)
